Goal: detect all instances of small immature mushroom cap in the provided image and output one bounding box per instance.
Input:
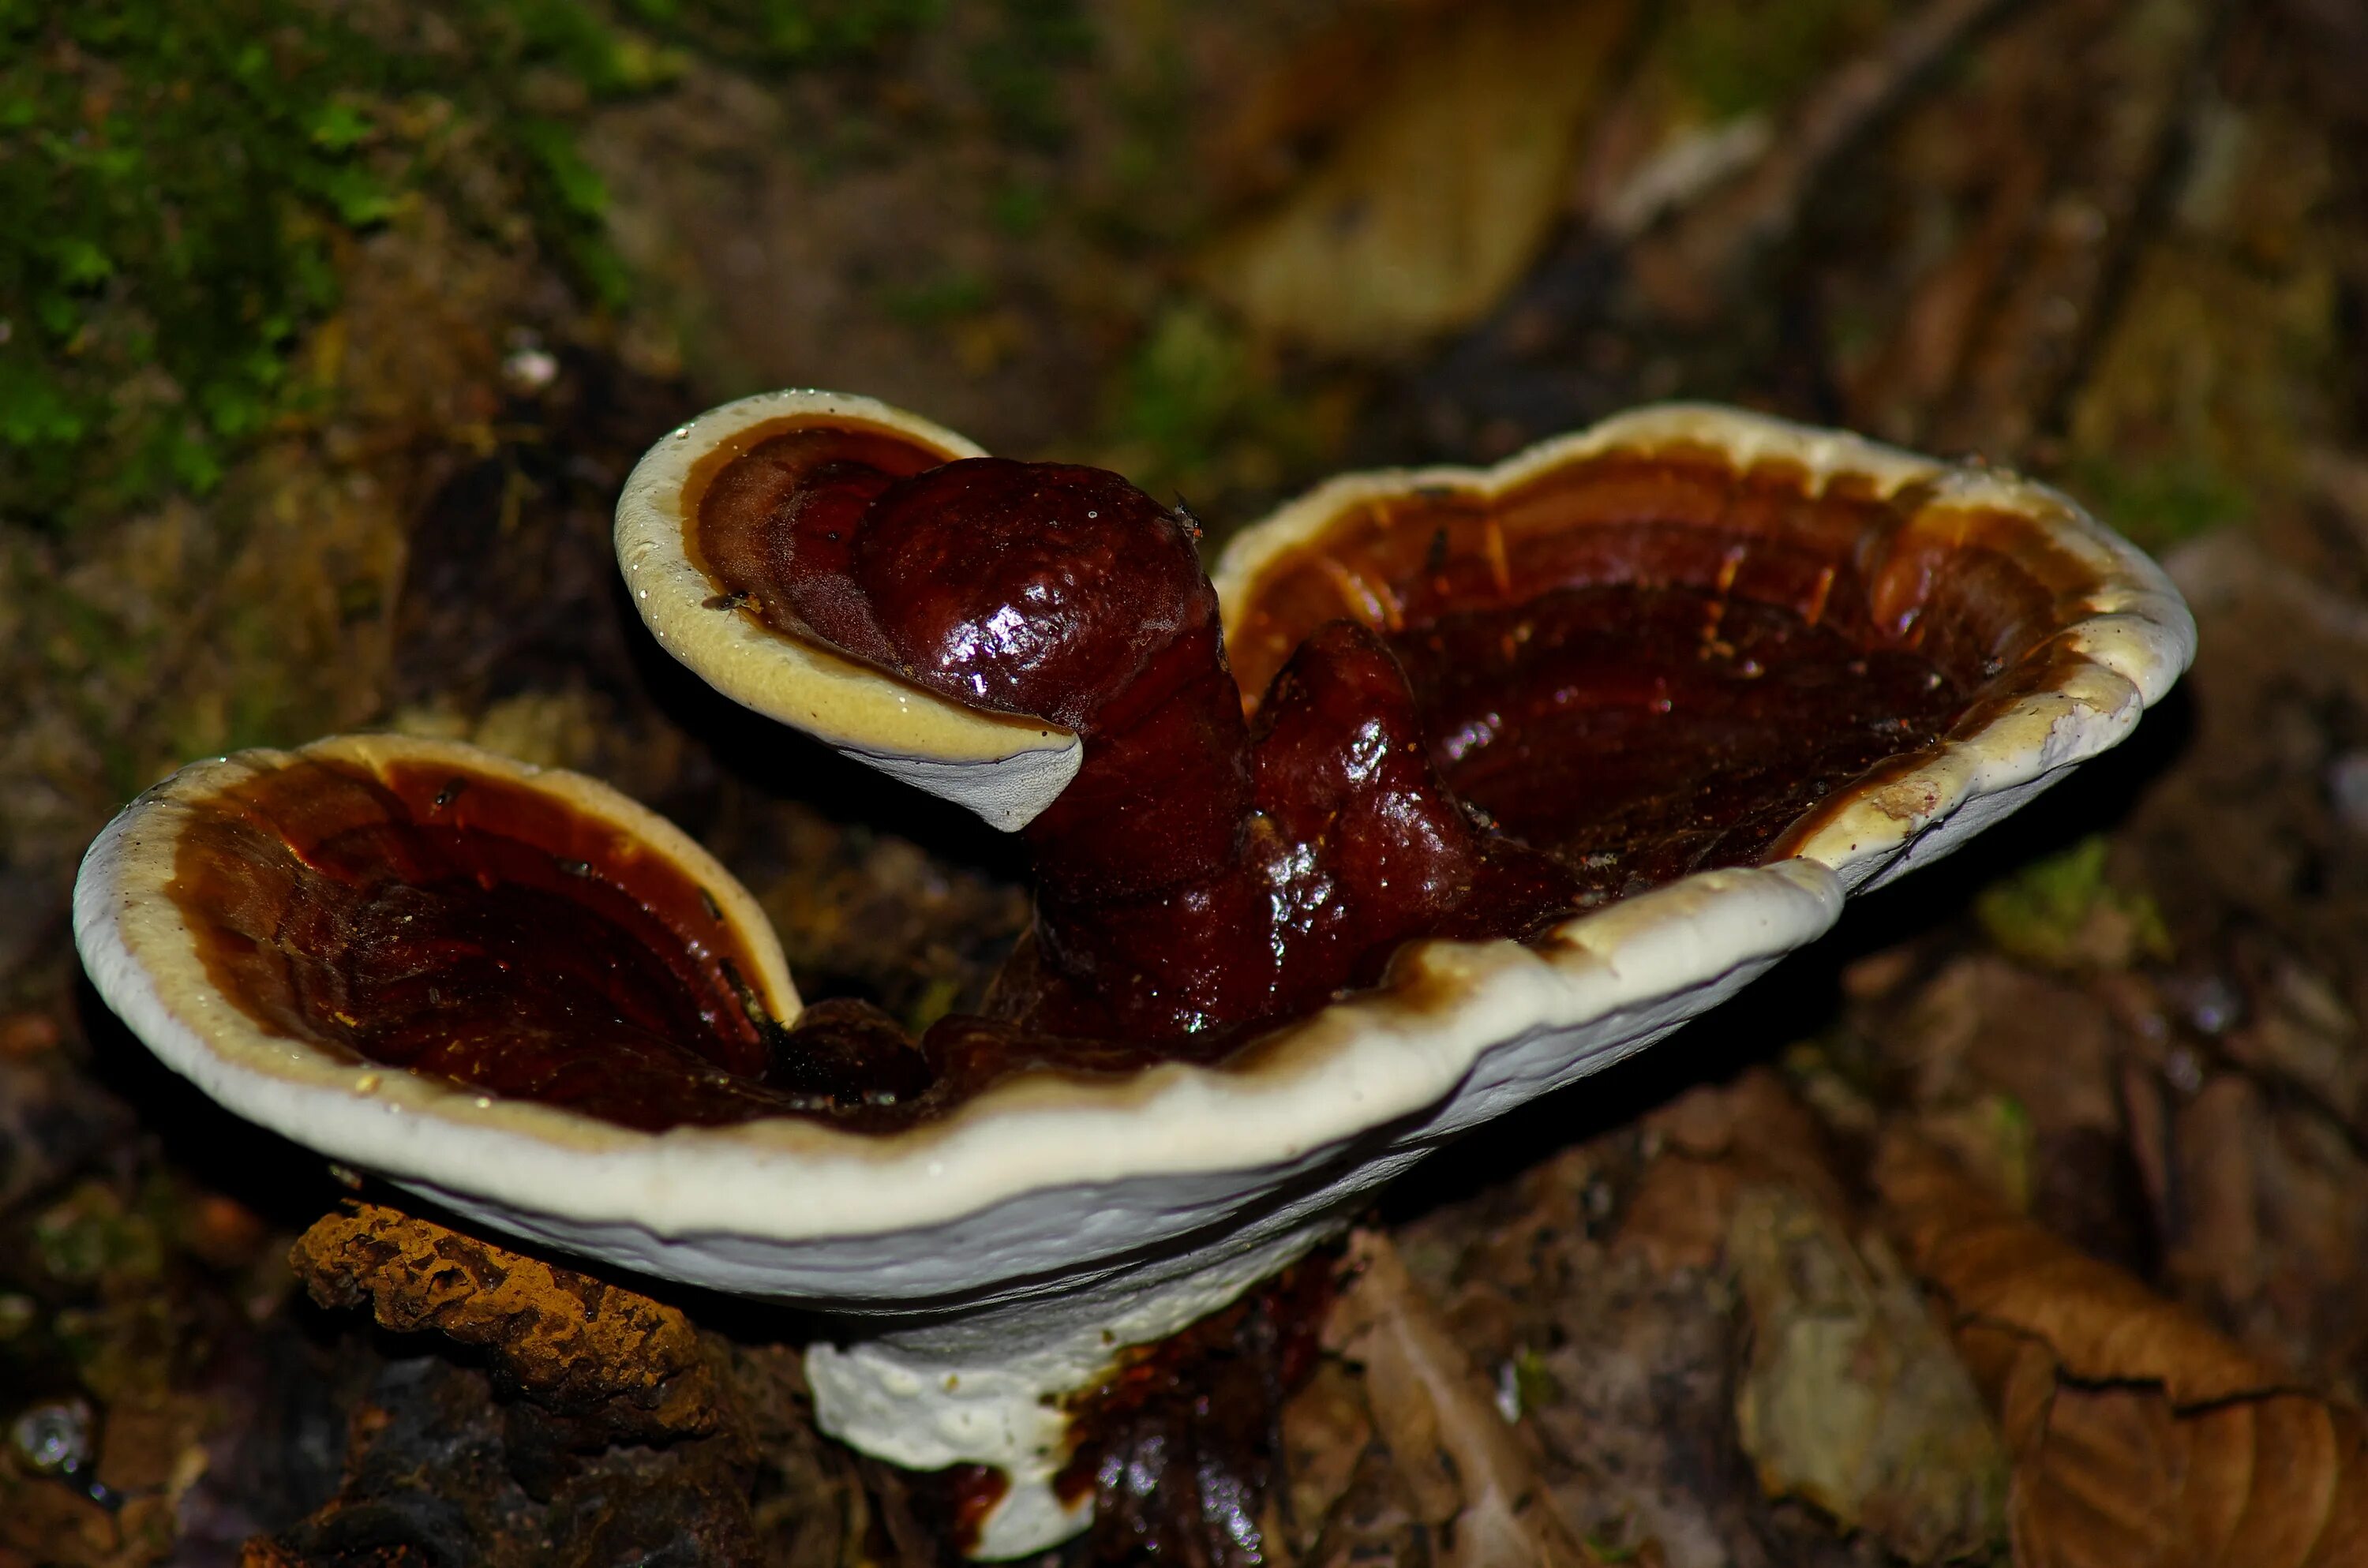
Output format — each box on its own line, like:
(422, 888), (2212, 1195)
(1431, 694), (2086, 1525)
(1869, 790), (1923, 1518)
(614, 389), (1083, 831)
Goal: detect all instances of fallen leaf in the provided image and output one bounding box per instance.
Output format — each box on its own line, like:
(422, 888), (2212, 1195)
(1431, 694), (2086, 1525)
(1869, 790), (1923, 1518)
(1328, 1230), (1597, 1567)
(1727, 1185), (2007, 1563)
(1974, 836), (2174, 975)
(1279, 1358), (1374, 1558)
(1887, 956), (2122, 1135)
(1875, 1135), (2368, 1567)
(1200, 1), (1635, 359)
(2222, 955), (2367, 1129)
(1912, 1093), (2038, 1214)
(1617, 1067), (1849, 1273)
(1875, 953), (2158, 1271)
(1298, 1439), (1433, 1568)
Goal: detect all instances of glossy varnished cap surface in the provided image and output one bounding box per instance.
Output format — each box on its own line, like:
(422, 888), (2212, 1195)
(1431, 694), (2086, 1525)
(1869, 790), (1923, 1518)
(78, 403), (2191, 1311)
(615, 389), (1082, 831)
(1217, 402), (2195, 889)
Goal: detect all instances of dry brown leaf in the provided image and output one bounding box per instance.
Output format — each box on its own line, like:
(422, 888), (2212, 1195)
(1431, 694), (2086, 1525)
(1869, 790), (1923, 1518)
(1728, 1185), (2007, 1562)
(1879, 1137), (2275, 1402)
(1299, 1439), (1435, 1568)
(1199, 0), (1635, 359)
(1875, 1135), (2368, 1567)
(1613, 1150), (1740, 1275)
(1617, 1067), (1850, 1274)
(1890, 956), (2123, 1138)
(1280, 1358), (1376, 1558)
(1328, 1230), (1596, 1568)
(1644, 1067), (1846, 1196)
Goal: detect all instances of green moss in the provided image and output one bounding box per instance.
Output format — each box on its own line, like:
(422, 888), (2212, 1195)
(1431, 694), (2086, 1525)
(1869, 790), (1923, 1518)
(1081, 34), (1197, 249)
(32, 1181), (165, 1288)
(5, 0), (1110, 531)
(881, 268), (995, 326)
(902, 974), (964, 1036)
(987, 178), (1051, 239)
(0, 0), (709, 532)
(4, 2), (341, 526)
(1114, 301), (1257, 484)
(1509, 1345), (1561, 1416)
(620, 0), (941, 67)
(1100, 298), (1324, 521)
(2060, 454), (2250, 555)
(1976, 835), (2174, 971)
(968, 0), (1093, 148)
(49, 1295), (182, 1403)
(46, 587), (144, 678)
(1660, 0), (1894, 121)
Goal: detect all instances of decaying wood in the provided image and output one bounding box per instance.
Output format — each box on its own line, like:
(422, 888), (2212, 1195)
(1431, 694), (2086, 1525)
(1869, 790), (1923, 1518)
(290, 1202), (726, 1443)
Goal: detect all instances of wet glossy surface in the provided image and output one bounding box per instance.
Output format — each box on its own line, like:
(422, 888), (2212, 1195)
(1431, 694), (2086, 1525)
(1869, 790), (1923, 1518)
(1053, 1258), (1332, 1562)
(171, 433), (1983, 1133)
(1392, 584), (1964, 893)
(167, 758), (822, 1131)
(685, 420), (948, 661)
(1223, 452), (2074, 704)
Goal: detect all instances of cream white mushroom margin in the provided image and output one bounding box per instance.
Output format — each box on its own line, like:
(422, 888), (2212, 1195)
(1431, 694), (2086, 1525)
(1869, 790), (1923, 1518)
(613, 388), (1081, 832)
(1214, 401), (2199, 893)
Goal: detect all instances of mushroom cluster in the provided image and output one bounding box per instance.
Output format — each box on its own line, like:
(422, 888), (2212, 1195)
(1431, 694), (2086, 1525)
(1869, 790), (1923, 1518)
(76, 392), (2193, 1555)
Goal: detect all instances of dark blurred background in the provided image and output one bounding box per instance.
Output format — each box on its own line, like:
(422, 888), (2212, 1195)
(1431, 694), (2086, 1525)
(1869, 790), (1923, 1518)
(6, 2), (2368, 1564)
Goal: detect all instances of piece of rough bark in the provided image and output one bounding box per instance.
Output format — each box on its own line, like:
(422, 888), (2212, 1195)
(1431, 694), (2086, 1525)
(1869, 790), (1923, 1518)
(288, 1201), (725, 1443)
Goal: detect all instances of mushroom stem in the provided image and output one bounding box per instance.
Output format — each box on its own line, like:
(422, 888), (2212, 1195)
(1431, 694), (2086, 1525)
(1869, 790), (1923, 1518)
(1015, 619), (1582, 1041)
(805, 1209), (1338, 1559)
(1014, 619), (1270, 1037)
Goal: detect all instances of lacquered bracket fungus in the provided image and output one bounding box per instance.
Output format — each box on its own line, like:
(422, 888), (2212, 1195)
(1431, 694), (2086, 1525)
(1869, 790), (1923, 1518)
(76, 394), (2194, 1557)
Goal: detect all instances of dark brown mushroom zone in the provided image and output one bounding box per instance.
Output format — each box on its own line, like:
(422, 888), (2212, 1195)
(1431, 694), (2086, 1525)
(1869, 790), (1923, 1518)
(1224, 445), (2108, 877)
(167, 756), (838, 1131)
(167, 423), (2102, 1133)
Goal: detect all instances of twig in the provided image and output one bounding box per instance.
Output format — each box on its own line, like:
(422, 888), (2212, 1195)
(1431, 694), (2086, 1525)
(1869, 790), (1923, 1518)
(1628, 0), (2030, 322)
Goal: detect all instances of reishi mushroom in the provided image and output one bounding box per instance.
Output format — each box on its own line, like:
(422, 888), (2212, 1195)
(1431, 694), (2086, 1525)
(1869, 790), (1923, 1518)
(75, 393), (2194, 1557)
